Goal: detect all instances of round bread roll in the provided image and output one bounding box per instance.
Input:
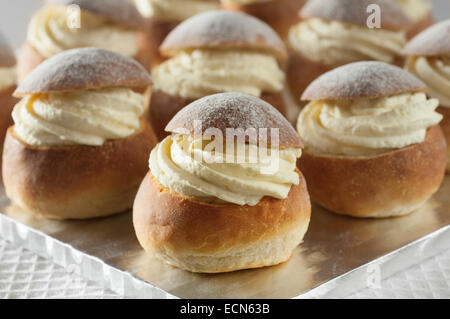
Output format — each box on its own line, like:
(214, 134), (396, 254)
(297, 61), (446, 218)
(133, 92), (311, 273)
(150, 10), (288, 140)
(17, 0), (149, 83)
(0, 33), (19, 150)
(404, 20), (450, 172)
(3, 48), (157, 219)
(220, 0), (306, 40)
(286, 0), (410, 103)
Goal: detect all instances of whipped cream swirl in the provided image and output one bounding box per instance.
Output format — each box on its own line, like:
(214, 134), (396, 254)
(289, 18), (406, 66)
(153, 49), (285, 99)
(297, 93), (442, 157)
(150, 134), (302, 206)
(12, 88), (145, 147)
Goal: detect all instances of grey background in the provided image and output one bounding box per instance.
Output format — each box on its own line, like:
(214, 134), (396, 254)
(0, 0), (448, 48)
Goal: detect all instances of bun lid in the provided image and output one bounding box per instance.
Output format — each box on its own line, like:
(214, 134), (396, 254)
(45, 0), (145, 29)
(166, 92), (303, 149)
(403, 20), (450, 57)
(301, 61), (426, 101)
(160, 11), (287, 59)
(0, 32), (16, 68)
(301, 0), (411, 30)
(15, 48), (152, 97)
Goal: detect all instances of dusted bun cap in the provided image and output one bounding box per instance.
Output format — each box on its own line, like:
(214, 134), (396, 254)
(166, 92), (303, 149)
(301, 61), (426, 101)
(15, 48), (152, 97)
(45, 0), (145, 29)
(160, 11), (287, 59)
(0, 32), (16, 68)
(403, 20), (450, 57)
(301, 0), (411, 30)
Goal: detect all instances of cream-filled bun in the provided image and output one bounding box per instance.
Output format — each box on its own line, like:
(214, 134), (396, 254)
(134, 0), (220, 67)
(0, 33), (19, 150)
(394, 0), (434, 39)
(221, 0), (306, 40)
(17, 0), (149, 83)
(287, 0), (411, 102)
(297, 61), (446, 218)
(3, 48), (157, 220)
(149, 10), (288, 140)
(404, 20), (450, 172)
(133, 92), (311, 273)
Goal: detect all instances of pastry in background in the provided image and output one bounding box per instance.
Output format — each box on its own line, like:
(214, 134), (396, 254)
(221, 0), (306, 40)
(17, 0), (148, 83)
(287, 0), (410, 102)
(134, 0), (220, 67)
(133, 92), (311, 273)
(3, 48), (157, 220)
(404, 20), (450, 172)
(149, 10), (288, 140)
(394, 0), (434, 39)
(297, 61), (445, 218)
(0, 33), (19, 149)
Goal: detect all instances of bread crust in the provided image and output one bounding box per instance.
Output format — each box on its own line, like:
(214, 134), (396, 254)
(298, 125), (446, 218)
(405, 13), (434, 40)
(287, 52), (406, 102)
(0, 86), (18, 149)
(137, 19), (179, 68)
(301, 61), (425, 101)
(221, 0), (306, 40)
(437, 107), (450, 173)
(16, 43), (152, 86)
(2, 119), (157, 220)
(403, 20), (450, 57)
(160, 11), (287, 59)
(133, 170), (311, 273)
(149, 89), (287, 141)
(300, 0), (411, 30)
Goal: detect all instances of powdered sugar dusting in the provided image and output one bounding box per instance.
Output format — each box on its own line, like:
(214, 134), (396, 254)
(302, 61), (426, 101)
(301, 0), (411, 30)
(160, 11), (287, 58)
(15, 48), (152, 96)
(166, 92), (302, 148)
(404, 20), (450, 57)
(46, 0), (145, 29)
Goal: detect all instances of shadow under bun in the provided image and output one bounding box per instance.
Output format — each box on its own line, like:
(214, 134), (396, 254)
(15, 47), (152, 97)
(301, 61), (426, 101)
(159, 10), (287, 59)
(301, 0), (411, 30)
(403, 20), (450, 57)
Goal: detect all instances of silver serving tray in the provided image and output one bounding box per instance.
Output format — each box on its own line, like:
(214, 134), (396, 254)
(1, 174), (450, 299)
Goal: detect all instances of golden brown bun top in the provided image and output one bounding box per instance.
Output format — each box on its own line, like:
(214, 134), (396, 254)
(403, 20), (450, 57)
(166, 92), (303, 148)
(301, 0), (411, 30)
(15, 48), (152, 97)
(0, 32), (16, 68)
(301, 61), (426, 101)
(45, 0), (145, 29)
(160, 11), (287, 59)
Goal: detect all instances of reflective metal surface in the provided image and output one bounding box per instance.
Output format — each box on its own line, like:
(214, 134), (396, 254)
(1, 176), (450, 299)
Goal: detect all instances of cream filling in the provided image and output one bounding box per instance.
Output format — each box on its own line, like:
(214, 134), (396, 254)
(153, 49), (285, 99)
(297, 93), (442, 157)
(407, 55), (450, 107)
(27, 5), (138, 59)
(12, 88), (145, 147)
(150, 134), (302, 206)
(134, 0), (220, 21)
(289, 18), (406, 66)
(394, 0), (431, 22)
(0, 66), (16, 92)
